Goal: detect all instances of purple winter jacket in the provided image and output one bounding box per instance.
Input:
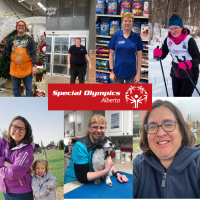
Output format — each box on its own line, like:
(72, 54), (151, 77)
(0, 137), (39, 194)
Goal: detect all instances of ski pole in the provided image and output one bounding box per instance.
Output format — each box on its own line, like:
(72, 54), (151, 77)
(182, 60), (200, 96)
(156, 46), (169, 97)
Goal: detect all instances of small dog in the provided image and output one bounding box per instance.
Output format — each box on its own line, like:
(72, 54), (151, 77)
(92, 135), (113, 186)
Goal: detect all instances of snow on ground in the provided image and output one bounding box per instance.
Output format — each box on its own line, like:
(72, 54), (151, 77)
(149, 24), (200, 97)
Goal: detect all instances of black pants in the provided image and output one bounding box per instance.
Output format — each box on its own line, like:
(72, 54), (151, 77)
(70, 64), (87, 84)
(172, 75), (199, 97)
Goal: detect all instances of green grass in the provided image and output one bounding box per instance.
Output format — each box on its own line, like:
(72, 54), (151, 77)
(196, 138), (200, 144)
(0, 150), (64, 199)
(133, 143), (139, 149)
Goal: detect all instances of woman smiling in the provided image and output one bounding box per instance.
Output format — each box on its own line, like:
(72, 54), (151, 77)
(133, 100), (200, 198)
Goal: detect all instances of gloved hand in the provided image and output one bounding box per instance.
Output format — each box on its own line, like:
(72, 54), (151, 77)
(178, 60), (192, 69)
(153, 48), (162, 58)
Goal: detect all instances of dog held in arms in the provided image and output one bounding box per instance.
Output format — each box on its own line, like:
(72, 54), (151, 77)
(92, 135), (113, 186)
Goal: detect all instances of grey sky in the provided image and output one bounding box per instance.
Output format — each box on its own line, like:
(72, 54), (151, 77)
(0, 98), (64, 146)
(153, 97), (200, 122)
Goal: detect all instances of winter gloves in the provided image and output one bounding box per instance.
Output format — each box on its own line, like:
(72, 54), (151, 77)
(153, 48), (162, 58)
(178, 60), (192, 70)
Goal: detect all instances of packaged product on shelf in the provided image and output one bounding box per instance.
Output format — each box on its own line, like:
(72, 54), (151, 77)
(96, 0), (106, 14)
(143, 1), (148, 17)
(110, 19), (120, 35)
(96, 60), (101, 67)
(96, 47), (110, 54)
(132, 1), (143, 16)
(96, 53), (109, 58)
(140, 20), (148, 39)
(96, 60), (109, 71)
(132, 19), (141, 34)
(107, 0), (118, 15)
(96, 72), (110, 83)
(96, 21), (100, 35)
(120, 0), (131, 15)
(142, 42), (148, 49)
(142, 51), (148, 58)
(96, 38), (110, 44)
(100, 18), (110, 36)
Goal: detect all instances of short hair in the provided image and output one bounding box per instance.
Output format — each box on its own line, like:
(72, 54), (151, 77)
(75, 37), (81, 42)
(31, 159), (50, 174)
(86, 114), (107, 135)
(140, 100), (196, 156)
(121, 12), (134, 23)
(6, 116), (33, 145)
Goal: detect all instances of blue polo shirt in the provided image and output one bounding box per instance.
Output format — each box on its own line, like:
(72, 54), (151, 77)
(64, 136), (94, 184)
(108, 31), (143, 78)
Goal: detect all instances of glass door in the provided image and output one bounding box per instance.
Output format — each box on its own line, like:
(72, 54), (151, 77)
(46, 36), (70, 77)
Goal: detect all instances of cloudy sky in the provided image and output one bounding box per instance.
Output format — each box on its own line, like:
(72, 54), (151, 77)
(153, 97), (200, 122)
(0, 98), (64, 146)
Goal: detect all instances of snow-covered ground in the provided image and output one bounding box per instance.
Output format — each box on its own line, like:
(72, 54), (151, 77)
(149, 24), (200, 97)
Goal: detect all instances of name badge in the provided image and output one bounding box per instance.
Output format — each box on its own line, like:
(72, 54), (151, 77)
(118, 41), (125, 44)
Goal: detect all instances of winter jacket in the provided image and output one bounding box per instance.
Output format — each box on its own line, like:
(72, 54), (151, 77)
(161, 29), (200, 79)
(32, 172), (57, 200)
(133, 146), (200, 198)
(0, 137), (39, 194)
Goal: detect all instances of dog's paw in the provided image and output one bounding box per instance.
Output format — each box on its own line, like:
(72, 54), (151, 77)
(94, 179), (101, 185)
(106, 181), (112, 187)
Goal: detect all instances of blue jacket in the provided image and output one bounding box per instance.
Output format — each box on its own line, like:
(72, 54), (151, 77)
(133, 146), (200, 198)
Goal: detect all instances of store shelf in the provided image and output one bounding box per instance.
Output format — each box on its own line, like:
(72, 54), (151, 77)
(96, 69), (110, 74)
(96, 57), (109, 61)
(0, 43), (5, 46)
(142, 63), (148, 66)
(96, 43), (108, 47)
(96, 14), (148, 19)
(143, 49), (148, 51)
(96, 35), (111, 38)
(141, 38), (148, 42)
(140, 76), (148, 80)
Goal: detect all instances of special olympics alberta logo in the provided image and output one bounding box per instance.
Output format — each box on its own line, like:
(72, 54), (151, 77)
(125, 86), (148, 108)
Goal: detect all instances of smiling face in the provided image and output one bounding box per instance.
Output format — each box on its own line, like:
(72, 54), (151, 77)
(122, 17), (133, 31)
(147, 106), (182, 163)
(169, 25), (183, 38)
(17, 22), (26, 34)
(35, 162), (46, 177)
(88, 122), (106, 143)
(10, 120), (26, 144)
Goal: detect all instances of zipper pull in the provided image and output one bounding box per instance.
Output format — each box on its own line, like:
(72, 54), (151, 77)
(162, 172), (167, 187)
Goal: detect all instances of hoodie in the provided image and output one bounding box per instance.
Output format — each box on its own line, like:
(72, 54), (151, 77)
(0, 137), (39, 194)
(133, 146), (200, 198)
(161, 28), (200, 79)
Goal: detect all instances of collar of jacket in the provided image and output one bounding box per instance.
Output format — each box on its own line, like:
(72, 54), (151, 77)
(143, 146), (200, 174)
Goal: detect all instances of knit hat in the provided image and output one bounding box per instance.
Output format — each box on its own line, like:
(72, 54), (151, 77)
(16, 20), (27, 30)
(168, 14), (183, 27)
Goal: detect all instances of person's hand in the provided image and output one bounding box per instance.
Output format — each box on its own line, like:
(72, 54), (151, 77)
(48, 178), (51, 181)
(4, 161), (12, 167)
(32, 66), (37, 76)
(134, 73), (140, 83)
(116, 173), (129, 183)
(105, 156), (113, 173)
(41, 185), (44, 188)
(153, 48), (162, 59)
(89, 63), (92, 70)
(110, 71), (116, 82)
(67, 63), (71, 69)
(178, 60), (192, 70)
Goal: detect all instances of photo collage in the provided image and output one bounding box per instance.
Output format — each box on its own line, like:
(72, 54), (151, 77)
(0, 0), (200, 199)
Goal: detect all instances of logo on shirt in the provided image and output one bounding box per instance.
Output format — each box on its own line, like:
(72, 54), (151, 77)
(81, 49), (83, 50)
(168, 41), (173, 47)
(118, 41), (125, 44)
(125, 85), (148, 108)
(183, 42), (187, 49)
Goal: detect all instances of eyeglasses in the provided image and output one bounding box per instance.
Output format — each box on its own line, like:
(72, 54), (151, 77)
(90, 126), (106, 131)
(168, 27), (179, 32)
(144, 120), (177, 134)
(11, 124), (26, 133)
